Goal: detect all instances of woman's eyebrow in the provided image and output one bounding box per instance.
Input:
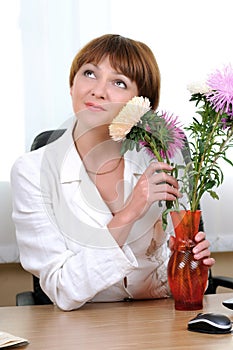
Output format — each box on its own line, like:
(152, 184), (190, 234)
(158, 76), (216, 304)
(85, 62), (126, 77)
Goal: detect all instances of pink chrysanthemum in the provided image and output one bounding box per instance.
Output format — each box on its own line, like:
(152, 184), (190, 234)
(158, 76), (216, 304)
(159, 111), (185, 159)
(206, 64), (233, 116)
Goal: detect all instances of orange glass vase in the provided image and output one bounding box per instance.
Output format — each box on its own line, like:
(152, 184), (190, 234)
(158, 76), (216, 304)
(167, 210), (209, 311)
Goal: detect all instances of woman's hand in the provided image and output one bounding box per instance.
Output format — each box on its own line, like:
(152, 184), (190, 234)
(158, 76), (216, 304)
(169, 232), (215, 267)
(125, 162), (182, 221)
(109, 162), (182, 246)
(192, 232), (215, 267)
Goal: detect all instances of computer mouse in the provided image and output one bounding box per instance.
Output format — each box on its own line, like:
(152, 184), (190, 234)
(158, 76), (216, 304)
(187, 312), (232, 334)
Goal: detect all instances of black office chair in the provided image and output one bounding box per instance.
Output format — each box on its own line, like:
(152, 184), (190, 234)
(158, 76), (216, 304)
(16, 275), (52, 305)
(16, 129), (66, 306)
(16, 129), (233, 305)
(205, 270), (233, 294)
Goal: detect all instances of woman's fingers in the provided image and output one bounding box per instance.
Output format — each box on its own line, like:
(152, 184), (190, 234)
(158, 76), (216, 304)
(192, 232), (215, 266)
(144, 161), (173, 176)
(128, 161), (182, 219)
(152, 183), (181, 198)
(144, 162), (182, 199)
(202, 257), (215, 267)
(194, 231), (207, 243)
(169, 232), (215, 268)
(193, 232), (210, 258)
(169, 236), (175, 250)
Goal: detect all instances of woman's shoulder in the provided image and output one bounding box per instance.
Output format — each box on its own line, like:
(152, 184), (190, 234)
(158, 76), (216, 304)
(11, 125), (75, 184)
(12, 119), (75, 172)
(11, 146), (45, 180)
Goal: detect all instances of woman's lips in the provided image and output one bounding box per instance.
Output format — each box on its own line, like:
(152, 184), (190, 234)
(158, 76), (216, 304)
(85, 102), (106, 111)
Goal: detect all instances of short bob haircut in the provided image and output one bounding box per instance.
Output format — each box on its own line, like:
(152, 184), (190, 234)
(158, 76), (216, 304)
(69, 34), (161, 110)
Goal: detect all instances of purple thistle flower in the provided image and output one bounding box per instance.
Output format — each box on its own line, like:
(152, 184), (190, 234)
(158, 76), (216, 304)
(206, 64), (233, 116)
(139, 140), (156, 159)
(160, 111), (185, 158)
(220, 115), (233, 130)
(221, 117), (228, 129)
(145, 124), (151, 132)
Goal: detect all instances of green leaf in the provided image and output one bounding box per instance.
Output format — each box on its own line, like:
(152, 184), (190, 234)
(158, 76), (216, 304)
(208, 190), (219, 200)
(222, 157), (233, 166)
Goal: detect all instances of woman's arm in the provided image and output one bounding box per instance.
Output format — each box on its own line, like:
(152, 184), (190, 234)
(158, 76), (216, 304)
(108, 161), (182, 247)
(10, 151), (137, 311)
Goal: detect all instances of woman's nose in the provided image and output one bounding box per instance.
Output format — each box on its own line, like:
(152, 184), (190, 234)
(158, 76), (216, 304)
(91, 80), (107, 99)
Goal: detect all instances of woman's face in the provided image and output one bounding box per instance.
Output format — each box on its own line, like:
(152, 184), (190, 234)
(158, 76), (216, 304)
(70, 56), (138, 129)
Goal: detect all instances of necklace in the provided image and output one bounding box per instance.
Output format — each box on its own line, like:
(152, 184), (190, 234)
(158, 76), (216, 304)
(86, 157), (123, 175)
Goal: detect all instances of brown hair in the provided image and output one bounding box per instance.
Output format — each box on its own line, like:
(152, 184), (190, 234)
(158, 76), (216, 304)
(69, 34), (161, 110)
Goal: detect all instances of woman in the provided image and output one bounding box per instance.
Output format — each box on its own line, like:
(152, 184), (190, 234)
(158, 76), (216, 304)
(11, 34), (215, 311)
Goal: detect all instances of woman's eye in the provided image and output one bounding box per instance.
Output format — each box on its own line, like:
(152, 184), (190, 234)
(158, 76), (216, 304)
(84, 70), (96, 79)
(115, 80), (127, 89)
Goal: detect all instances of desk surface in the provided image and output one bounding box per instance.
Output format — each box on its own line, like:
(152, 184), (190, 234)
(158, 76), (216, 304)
(0, 293), (232, 350)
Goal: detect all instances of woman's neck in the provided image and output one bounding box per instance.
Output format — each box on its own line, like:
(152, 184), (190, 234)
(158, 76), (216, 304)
(73, 122), (122, 172)
(73, 123), (109, 153)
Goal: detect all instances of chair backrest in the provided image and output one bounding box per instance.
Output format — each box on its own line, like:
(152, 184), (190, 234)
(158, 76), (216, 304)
(31, 129), (66, 151)
(31, 129), (66, 304)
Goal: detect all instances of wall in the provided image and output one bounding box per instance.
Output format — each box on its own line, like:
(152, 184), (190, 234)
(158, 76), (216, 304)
(0, 263), (32, 307)
(0, 252), (232, 307)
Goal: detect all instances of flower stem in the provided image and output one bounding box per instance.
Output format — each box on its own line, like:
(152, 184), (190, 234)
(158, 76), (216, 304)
(191, 111), (222, 211)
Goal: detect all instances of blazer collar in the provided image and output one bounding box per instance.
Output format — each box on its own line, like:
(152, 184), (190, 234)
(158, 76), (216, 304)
(58, 120), (150, 184)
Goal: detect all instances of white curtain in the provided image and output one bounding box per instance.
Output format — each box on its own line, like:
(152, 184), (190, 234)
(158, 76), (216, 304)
(2, 0), (233, 180)
(0, 0), (111, 262)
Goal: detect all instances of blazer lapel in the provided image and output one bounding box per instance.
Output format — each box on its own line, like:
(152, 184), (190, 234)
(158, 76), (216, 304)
(58, 127), (153, 229)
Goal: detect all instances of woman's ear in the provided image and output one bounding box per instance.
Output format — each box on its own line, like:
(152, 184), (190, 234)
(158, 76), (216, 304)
(70, 86), (73, 96)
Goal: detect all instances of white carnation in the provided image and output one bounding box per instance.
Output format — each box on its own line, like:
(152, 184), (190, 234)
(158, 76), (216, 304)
(187, 81), (212, 94)
(109, 96), (151, 141)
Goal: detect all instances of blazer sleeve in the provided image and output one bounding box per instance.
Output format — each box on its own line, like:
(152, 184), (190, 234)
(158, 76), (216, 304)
(10, 150), (138, 310)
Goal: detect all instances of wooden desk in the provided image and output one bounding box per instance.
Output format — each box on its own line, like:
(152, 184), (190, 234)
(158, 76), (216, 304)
(0, 293), (232, 349)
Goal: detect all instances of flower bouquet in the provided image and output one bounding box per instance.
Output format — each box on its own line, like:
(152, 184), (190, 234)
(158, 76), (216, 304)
(109, 64), (233, 310)
(182, 65), (233, 212)
(168, 65), (233, 309)
(109, 96), (186, 228)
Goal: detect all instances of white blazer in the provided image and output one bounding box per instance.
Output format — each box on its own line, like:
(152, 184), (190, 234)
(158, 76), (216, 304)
(11, 120), (187, 310)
